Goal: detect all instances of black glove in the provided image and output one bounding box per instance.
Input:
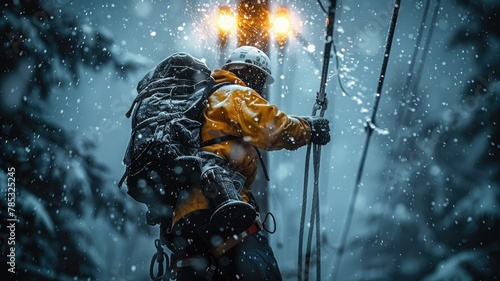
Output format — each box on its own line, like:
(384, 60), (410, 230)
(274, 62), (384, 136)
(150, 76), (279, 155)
(302, 116), (331, 145)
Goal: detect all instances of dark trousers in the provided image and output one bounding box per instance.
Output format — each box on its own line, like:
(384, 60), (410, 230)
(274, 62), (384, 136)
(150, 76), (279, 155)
(172, 210), (282, 281)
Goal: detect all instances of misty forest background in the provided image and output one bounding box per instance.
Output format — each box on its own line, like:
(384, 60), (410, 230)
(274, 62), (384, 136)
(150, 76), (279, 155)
(1, 0), (499, 280)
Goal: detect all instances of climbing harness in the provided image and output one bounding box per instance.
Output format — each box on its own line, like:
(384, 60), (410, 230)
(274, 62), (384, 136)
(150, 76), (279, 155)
(298, 1), (337, 281)
(174, 255), (217, 281)
(171, 216), (265, 281)
(209, 218), (263, 258)
(329, 0), (402, 280)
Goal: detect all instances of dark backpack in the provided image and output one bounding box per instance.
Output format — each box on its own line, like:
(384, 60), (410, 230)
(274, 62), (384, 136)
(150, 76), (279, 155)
(119, 52), (226, 225)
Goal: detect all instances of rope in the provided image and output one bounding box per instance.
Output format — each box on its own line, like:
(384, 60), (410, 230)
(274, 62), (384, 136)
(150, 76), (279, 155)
(303, 143), (324, 280)
(411, 0), (441, 95)
(298, 1), (337, 280)
(391, 0), (439, 136)
(298, 143), (312, 281)
(330, 1), (401, 280)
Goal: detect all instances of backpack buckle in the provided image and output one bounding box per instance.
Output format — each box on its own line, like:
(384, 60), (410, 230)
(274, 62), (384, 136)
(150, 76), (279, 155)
(231, 171), (246, 193)
(154, 124), (166, 142)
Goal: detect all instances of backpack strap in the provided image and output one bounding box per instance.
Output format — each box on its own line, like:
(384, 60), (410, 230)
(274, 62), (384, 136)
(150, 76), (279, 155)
(183, 79), (232, 119)
(254, 147), (270, 181)
(201, 135), (240, 147)
(199, 80), (239, 147)
(200, 80), (271, 182)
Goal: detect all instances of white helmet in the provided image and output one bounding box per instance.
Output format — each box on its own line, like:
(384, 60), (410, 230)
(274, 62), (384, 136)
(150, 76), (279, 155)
(223, 46), (274, 84)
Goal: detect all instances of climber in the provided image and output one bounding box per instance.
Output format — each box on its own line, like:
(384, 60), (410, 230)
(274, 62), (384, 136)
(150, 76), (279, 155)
(169, 46), (331, 281)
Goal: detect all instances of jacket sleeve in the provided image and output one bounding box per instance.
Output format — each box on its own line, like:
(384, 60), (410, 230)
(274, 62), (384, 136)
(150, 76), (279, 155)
(225, 87), (312, 151)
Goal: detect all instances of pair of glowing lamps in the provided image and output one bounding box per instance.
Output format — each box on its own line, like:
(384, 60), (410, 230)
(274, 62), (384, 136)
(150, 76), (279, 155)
(217, 6), (291, 38)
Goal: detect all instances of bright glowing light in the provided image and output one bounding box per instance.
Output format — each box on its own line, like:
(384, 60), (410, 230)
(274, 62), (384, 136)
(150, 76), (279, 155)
(218, 14), (236, 32)
(273, 16), (290, 35)
(273, 6), (291, 42)
(217, 6), (235, 33)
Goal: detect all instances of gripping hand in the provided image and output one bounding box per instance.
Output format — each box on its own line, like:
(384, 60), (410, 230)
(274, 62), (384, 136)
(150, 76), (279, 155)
(302, 116), (331, 145)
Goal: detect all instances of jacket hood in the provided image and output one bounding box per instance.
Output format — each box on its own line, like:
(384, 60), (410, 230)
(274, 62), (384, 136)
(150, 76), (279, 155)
(211, 69), (247, 87)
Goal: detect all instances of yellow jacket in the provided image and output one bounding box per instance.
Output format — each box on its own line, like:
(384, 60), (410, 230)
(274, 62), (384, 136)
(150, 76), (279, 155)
(172, 69), (312, 225)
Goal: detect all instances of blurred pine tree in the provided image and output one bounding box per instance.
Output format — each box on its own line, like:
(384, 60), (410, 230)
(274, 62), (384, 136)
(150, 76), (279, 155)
(354, 0), (500, 280)
(0, 0), (147, 279)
